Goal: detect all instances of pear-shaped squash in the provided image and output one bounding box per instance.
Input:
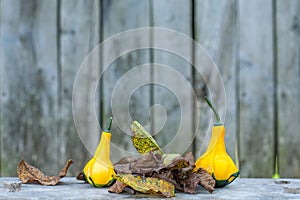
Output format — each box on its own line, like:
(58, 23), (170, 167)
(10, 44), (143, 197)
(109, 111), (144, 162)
(83, 117), (116, 187)
(194, 97), (240, 187)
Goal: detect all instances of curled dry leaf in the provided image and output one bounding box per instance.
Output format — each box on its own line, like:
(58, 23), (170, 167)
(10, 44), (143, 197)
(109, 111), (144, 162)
(108, 180), (127, 194)
(114, 174), (175, 198)
(196, 168), (216, 193)
(17, 159), (73, 186)
(113, 152), (215, 194)
(172, 152), (215, 193)
(114, 152), (189, 176)
(76, 172), (86, 182)
(113, 121), (215, 196)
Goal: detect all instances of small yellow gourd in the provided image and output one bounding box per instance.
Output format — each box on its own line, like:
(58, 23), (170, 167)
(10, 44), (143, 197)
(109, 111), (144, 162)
(194, 97), (240, 187)
(83, 117), (116, 187)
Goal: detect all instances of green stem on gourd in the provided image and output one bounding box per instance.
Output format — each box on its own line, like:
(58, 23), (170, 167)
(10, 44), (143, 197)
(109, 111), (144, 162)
(272, 155), (280, 179)
(105, 117), (113, 132)
(204, 96), (222, 125)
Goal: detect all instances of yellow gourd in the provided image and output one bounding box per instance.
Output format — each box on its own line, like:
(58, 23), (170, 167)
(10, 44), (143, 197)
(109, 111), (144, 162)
(83, 117), (116, 187)
(194, 97), (240, 187)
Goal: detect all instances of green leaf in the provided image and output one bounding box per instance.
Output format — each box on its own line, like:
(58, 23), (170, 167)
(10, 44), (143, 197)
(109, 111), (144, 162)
(131, 121), (163, 155)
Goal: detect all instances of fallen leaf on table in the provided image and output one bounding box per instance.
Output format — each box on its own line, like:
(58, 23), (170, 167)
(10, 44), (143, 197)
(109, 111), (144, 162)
(130, 153), (160, 176)
(17, 159), (73, 186)
(176, 168), (215, 194)
(171, 152), (215, 193)
(112, 121), (216, 197)
(108, 180), (128, 194)
(113, 156), (134, 175)
(197, 168), (216, 193)
(114, 152), (189, 177)
(113, 174), (175, 198)
(113, 152), (215, 194)
(76, 172), (86, 182)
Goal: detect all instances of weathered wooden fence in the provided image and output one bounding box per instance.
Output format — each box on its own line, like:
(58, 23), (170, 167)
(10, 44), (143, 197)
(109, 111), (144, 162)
(0, 0), (299, 178)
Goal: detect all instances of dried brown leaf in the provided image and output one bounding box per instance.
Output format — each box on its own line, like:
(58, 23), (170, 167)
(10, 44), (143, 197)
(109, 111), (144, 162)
(114, 152), (188, 176)
(114, 153), (160, 176)
(113, 152), (215, 194)
(114, 158), (133, 175)
(76, 172), (86, 182)
(171, 168), (215, 194)
(179, 172), (200, 194)
(17, 159), (73, 186)
(196, 168), (216, 193)
(108, 181), (127, 194)
(114, 156), (135, 165)
(183, 152), (195, 171)
(152, 170), (178, 189)
(131, 153), (160, 176)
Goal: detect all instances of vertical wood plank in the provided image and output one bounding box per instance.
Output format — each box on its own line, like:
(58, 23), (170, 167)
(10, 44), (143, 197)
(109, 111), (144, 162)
(276, 0), (300, 178)
(238, 0), (275, 177)
(59, 0), (100, 175)
(152, 0), (193, 154)
(0, 0), (58, 176)
(194, 0), (237, 160)
(0, 0), (2, 175)
(102, 0), (151, 162)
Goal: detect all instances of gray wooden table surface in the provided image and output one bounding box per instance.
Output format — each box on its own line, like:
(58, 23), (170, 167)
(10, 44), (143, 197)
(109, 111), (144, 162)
(1, 177), (300, 199)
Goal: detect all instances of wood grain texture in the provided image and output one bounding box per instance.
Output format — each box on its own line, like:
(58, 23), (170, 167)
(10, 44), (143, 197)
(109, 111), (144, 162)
(276, 0), (300, 178)
(0, 0), (58, 176)
(101, 0), (151, 162)
(152, 0), (193, 154)
(238, 0), (275, 177)
(0, 0), (300, 178)
(0, 0), (2, 175)
(194, 0), (237, 161)
(1, 177), (300, 199)
(59, 0), (100, 175)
